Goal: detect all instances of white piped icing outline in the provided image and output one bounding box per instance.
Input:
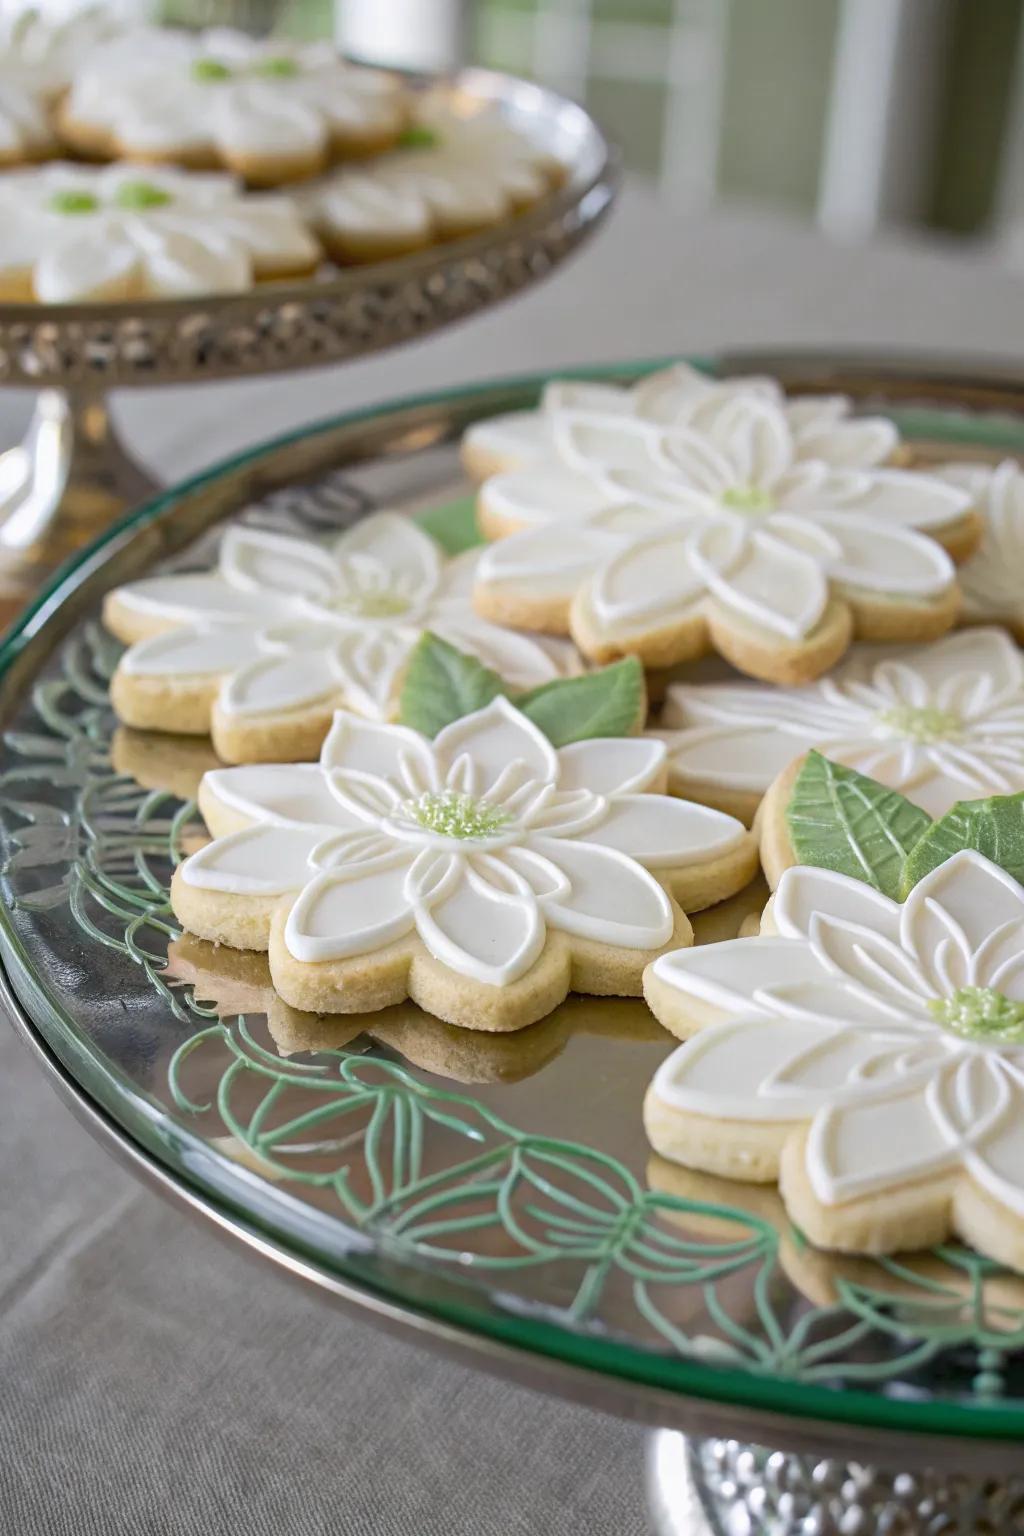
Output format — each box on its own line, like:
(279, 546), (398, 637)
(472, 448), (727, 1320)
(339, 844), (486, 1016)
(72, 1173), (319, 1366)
(937, 459), (1024, 635)
(647, 851), (1024, 1218)
(304, 97), (563, 252)
(112, 511), (579, 731)
(0, 162), (320, 303)
(655, 627), (1024, 819)
(469, 364), (971, 649)
(61, 26), (408, 170)
(181, 697), (748, 986)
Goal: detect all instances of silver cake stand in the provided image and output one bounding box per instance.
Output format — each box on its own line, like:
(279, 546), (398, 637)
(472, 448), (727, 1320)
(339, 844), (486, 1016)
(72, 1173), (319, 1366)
(4, 355), (1024, 1534)
(0, 66), (616, 626)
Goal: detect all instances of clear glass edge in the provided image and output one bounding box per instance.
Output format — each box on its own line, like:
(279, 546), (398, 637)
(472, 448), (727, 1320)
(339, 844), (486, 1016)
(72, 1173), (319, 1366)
(4, 356), (1024, 1441)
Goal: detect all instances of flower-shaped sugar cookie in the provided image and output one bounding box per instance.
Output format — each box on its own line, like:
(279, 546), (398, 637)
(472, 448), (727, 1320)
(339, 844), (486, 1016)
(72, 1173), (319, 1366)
(0, 4), (127, 166)
(644, 851), (1024, 1272)
(468, 365), (979, 685)
(59, 26), (409, 184)
(935, 459), (1024, 640)
(172, 697), (757, 1030)
(0, 163), (320, 303)
(105, 512), (578, 763)
(305, 99), (564, 263)
(656, 628), (1024, 823)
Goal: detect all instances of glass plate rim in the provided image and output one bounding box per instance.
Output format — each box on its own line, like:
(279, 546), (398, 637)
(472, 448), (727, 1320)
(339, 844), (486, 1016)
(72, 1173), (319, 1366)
(5, 354), (1024, 1445)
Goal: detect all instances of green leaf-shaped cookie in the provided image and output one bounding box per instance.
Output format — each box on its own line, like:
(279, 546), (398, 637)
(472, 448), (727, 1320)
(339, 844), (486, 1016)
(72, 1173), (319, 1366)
(901, 792), (1024, 895)
(400, 634), (503, 736)
(785, 751), (932, 898)
(414, 494), (482, 555)
(516, 658), (646, 747)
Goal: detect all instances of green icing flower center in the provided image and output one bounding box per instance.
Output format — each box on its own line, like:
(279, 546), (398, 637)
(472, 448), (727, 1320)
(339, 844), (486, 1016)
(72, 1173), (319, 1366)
(253, 56), (299, 76)
(720, 484), (774, 514)
(192, 57), (232, 81)
(406, 791), (510, 841)
(49, 190), (99, 215)
(114, 180), (172, 210)
(877, 703), (962, 744)
(929, 985), (1024, 1043)
(398, 124), (440, 149)
(339, 588), (411, 619)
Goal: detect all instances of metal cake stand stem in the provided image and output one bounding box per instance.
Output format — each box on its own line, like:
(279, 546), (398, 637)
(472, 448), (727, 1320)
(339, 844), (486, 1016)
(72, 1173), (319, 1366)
(0, 389), (158, 626)
(647, 1431), (1024, 1533)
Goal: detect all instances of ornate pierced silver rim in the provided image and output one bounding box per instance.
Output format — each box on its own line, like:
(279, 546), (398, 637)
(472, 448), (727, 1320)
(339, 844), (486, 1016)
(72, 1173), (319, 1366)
(0, 67), (616, 389)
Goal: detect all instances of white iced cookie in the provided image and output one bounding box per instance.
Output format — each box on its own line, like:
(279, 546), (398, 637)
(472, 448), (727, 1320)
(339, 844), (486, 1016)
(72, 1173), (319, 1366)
(172, 696), (757, 1030)
(467, 364), (980, 685)
(935, 459), (1024, 640)
(644, 851), (1024, 1273)
(105, 512), (580, 763)
(656, 627), (1024, 823)
(59, 26), (409, 184)
(0, 163), (320, 303)
(461, 362), (902, 484)
(0, 3), (128, 165)
(304, 100), (564, 263)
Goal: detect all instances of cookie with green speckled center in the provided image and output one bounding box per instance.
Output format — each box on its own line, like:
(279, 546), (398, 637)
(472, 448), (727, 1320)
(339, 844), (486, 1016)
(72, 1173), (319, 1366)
(644, 845), (1024, 1274)
(57, 26), (409, 184)
(652, 627), (1024, 834)
(0, 163), (320, 303)
(171, 696), (758, 1032)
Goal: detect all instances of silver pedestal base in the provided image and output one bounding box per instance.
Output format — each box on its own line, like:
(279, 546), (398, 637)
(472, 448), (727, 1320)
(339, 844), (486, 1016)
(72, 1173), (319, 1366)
(647, 1430), (1024, 1534)
(0, 389), (157, 627)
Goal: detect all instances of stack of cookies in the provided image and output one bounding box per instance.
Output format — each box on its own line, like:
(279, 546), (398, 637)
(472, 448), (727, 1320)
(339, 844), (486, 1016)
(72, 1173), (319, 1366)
(0, 10), (565, 302)
(102, 359), (1024, 1274)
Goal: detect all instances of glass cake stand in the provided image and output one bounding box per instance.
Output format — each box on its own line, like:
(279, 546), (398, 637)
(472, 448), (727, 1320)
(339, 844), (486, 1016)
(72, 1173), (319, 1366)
(0, 66), (616, 628)
(3, 355), (1024, 1534)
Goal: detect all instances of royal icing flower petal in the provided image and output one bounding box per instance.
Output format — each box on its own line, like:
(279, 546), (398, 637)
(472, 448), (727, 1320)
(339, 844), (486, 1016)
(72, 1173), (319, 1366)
(658, 723), (816, 795)
(321, 712), (438, 789)
(645, 851), (1024, 1257)
(284, 854), (417, 963)
(651, 1015), (916, 1123)
(820, 467), (972, 531)
(183, 823), (327, 895)
(807, 1081), (962, 1204)
(327, 629), (412, 721)
(773, 865), (902, 944)
(111, 572), (279, 627)
(221, 649), (338, 718)
(583, 794), (746, 868)
(475, 520), (612, 601)
(800, 512), (955, 598)
(900, 850), (1024, 999)
(937, 460), (1024, 628)
(119, 622), (258, 679)
(469, 369), (970, 677)
(220, 526), (341, 604)
(334, 511), (442, 603)
(658, 629), (1024, 817)
(412, 860), (545, 986)
(203, 763), (359, 829)
(694, 523), (829, 640)
(433, 696), (559, 797)
(649, 935), (833, 1018)
(790, 416), (898, 470)
(590, 530), (706, 631)
(480, 463), (614, 528)
(556, 737), (666, 796)
(529, 834), (674, 949)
